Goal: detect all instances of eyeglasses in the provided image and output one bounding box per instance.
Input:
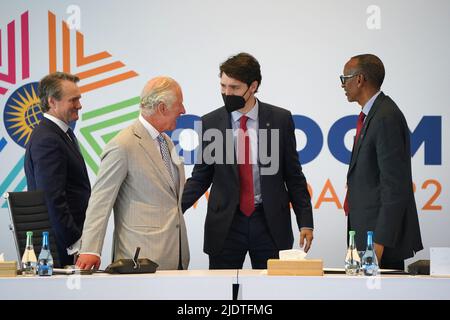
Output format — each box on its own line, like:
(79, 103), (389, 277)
(340, 73), (359, 85)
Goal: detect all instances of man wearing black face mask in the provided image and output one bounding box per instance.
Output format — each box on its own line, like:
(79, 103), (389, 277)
(222, 84), (251, 113)
(182, 52), (313, 269)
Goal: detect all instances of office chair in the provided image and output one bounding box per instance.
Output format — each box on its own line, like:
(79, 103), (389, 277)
(4, 190), (61, 268)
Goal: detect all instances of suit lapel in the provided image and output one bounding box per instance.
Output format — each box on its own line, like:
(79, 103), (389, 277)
(41, 118), (89, 176)
(66, 133), (85, 164)
(257, 101), (272, 168)
(166, 135), (185, 198)
(347, 92), (386, 176)
(133, 121), (177, 196)
(163, 132), (182, 196)
(217, 107), (239, 182)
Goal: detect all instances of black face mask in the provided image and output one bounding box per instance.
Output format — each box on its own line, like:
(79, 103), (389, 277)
(222, 86), (250, 113)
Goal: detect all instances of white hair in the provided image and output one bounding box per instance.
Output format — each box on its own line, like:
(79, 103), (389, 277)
(140, 77), (178, 116)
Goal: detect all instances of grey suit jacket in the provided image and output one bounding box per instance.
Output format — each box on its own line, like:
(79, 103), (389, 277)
(347, 92), (423, 261)
(80, 120), (190, 270)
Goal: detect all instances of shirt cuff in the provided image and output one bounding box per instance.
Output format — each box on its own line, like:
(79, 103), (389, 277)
(66, 238), (82, 255)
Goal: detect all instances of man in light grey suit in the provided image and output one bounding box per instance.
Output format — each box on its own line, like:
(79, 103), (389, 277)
(76, 76), (189, 270)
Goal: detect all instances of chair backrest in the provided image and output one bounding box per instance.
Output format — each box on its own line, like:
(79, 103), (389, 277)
(4, 191), (61, 268)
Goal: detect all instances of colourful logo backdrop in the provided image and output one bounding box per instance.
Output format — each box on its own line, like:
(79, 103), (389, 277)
(1, 2), (448, 269)
(0, 10), (139, 207)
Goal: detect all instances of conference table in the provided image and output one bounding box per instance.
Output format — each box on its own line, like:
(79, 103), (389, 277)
(1, 269), (450, 300)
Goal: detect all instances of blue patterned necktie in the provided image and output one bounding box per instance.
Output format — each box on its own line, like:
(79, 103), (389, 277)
(157, 134), (175, 184)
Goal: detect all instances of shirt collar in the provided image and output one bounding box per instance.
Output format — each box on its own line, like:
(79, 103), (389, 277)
(231, 99), (259, 123)
(44, 113), (69, 133)
(362, 91), (381, 116)
(138, 114), (160, 140)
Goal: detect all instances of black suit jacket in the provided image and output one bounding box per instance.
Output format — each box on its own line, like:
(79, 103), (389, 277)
(24, 117), (91, 266)
(182, 101), (313, 256)
(347, 92), (423, 261)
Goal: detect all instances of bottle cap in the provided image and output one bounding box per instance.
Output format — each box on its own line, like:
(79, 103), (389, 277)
(349, 230), (355, 236)
(43, 231), (49, 237)
(26, 231), (33, 236)
(367, 231), (373, 236)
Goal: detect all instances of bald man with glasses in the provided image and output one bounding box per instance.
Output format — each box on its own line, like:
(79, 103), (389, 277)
(340, 54), (423, 270)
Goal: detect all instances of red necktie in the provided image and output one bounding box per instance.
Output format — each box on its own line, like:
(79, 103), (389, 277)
(344, 112), (366, 215)
(238, 116), (255, 216)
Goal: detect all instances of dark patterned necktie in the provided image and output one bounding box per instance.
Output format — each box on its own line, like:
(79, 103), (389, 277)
(66, 128), (81, 153)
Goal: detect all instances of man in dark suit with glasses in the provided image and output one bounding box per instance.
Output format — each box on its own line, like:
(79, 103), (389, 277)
(340, 54), (423, 270)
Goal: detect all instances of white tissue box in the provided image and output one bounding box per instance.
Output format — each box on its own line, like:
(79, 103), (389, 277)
(279, 249), (307, 260)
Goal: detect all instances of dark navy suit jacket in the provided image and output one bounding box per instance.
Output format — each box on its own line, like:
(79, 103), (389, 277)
(182, 101), (313, 256)
(347, 92), (423, 261)
(25, 117), (91, 266)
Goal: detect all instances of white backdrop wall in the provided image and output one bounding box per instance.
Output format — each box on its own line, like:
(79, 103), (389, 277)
(0, 0), (448, 269)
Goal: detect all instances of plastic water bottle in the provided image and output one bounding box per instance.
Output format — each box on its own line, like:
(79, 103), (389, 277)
(21, 231), (37, 276)
(37, 231), (54, 276)
(344, 230), (361, 275)
(361, 231), (379, 276)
